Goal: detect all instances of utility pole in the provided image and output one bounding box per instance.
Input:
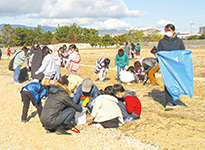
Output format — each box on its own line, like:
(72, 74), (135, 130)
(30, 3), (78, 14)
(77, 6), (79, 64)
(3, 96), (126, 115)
(190, 22), (194, 35)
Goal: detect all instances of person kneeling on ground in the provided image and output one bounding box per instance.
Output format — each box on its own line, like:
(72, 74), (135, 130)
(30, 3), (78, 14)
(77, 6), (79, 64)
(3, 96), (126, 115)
(89, 86), (124, 128)
(113, 84), (141, 122)
(20, 82), (49, 124)
(94, 58), (110, 82)
(40, 76), (83, 135)
(72, 78), (99, 112)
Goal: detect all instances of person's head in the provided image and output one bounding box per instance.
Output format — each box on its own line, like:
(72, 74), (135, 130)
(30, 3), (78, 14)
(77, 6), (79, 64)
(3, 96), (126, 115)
(164, 24), (176, 37)
(125, 42), (128, 45)
(42, 46), (50, 59)
(118, 49), (124, 57)
(48, 45), (54, 54)
(137, 43), (140, 46)
(113, 84), (126, 98)
(63, 44), (67, 49)
(131, 43), (135, 48)
(126, 66), (135, 73)
(34, 41), (38, 47)
(69, 44), (77, 52)
(104, 58), (110, 65)
(57, 75), (69, 86)
(134, 61), (142, 71)
(22, 47), (28, 54)
(82, 78), (93, 95)
(104, 86), (115, 96)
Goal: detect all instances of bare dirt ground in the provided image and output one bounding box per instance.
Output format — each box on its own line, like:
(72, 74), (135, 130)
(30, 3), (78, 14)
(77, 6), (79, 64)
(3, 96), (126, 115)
(0, 47), (205, 150)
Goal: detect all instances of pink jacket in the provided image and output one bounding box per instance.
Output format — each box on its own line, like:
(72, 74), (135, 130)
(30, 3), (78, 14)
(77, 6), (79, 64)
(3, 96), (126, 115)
(66, 52), (81, 71)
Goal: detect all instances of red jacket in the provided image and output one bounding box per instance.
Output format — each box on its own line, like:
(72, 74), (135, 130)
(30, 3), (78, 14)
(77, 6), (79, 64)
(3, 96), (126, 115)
(124, 96), (141, 115)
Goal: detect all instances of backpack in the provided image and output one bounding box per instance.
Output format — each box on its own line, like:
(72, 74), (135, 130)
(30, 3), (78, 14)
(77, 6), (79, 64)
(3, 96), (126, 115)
(8, 51), (21, 71)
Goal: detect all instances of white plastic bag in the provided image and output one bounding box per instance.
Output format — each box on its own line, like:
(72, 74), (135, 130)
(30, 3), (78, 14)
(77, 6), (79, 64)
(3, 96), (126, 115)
(75, 108), (87, 125)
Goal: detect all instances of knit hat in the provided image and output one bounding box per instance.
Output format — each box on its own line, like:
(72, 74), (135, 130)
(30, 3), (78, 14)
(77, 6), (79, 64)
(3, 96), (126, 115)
(82, 78), (93, 93)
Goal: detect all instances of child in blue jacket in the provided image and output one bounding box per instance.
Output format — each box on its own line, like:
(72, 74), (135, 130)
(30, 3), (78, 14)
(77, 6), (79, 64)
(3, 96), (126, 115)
(20, 82), (48, 124)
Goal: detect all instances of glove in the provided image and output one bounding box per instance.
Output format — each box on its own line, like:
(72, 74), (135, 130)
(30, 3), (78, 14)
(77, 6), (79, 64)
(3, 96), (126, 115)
(82, 106), (88, 113)
(125, 65), (128, 70)
(105, 68), (108, 72)
(94, 73), (97, 76)
(35, 71), (39, 75)
(82, 97), (90, 107)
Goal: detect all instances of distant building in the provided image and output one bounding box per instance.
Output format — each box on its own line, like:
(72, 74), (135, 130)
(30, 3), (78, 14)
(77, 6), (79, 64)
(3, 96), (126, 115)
(176, 32), (190, 39)
(198, 26), (205, 34)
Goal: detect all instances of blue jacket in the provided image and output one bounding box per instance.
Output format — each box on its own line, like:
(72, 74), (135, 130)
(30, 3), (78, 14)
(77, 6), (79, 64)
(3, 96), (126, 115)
(73, 84), (99, 109)
(21, 82), (48, 103)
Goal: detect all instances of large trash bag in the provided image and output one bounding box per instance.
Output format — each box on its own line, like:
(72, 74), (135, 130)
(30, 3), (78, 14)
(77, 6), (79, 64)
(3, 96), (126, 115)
(157, 50), (194, 101)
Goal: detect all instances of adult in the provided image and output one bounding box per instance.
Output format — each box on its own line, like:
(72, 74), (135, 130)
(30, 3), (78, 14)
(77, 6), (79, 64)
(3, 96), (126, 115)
(40, 76), (83, 135)
(35, 46), (57, 86)
(130, 43), (135, 59)
(30, 41), (41, 55)
(90, 86), (124, 128)
(13, 47), (28, 85)
(124, 42), (130, 59)
(115, 49), (129, 81)
(135, 43), (141, 59)
(157, 24), (185, 110)
(73, 78), (99, 111)
(65, 44), (81, 75)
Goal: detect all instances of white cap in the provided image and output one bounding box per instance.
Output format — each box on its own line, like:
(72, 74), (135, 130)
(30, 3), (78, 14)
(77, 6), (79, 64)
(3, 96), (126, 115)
(48, 45), (54, 53)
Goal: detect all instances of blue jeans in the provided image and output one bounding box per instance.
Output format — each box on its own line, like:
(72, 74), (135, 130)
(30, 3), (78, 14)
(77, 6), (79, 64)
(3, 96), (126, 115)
(117, 66), (126, 80)
(14, 66), (20, 83)
(7, 55), (10, 60)
(58, 107), (76, 126)
(53, 65), (60, 82)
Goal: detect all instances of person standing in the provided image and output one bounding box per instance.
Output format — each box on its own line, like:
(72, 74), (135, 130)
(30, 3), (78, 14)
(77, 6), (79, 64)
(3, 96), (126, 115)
(13, 47), (28, 85)
(115, 49), (129, 82)
(0, 49), (2, 60)
(52, 46), (62, 84)
(30, 41), (41, 55)
(157, 24), (185, 110)
(7, 48), (11, 60)
(135, 43), (141, 59)
(124, 42), (130, 59)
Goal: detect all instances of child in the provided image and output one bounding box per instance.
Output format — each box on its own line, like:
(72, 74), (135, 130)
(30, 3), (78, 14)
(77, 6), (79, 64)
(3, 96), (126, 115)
(94, 58), (110, 82)
(35, 46), (57, 86)
(20, 82), (48, 124)
(89, 86), (124, 128)
(115, 49), (129, 81)
(52, 46), (62, 84)
(65, 44), (81, 75)
(113, 84), (141, 122)
(134, 61), (145, 82)
(135, 43), (141, 59)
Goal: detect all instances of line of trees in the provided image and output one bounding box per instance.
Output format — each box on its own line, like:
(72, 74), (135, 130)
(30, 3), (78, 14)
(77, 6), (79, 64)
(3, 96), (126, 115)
(0, 23), (163, 47)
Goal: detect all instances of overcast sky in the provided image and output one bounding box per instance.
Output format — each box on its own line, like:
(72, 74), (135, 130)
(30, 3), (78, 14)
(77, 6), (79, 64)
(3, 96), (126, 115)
(0, 0), (204, 34)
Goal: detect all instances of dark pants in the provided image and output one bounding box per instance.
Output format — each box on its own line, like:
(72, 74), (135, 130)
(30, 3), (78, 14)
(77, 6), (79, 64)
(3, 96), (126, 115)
(100, 117), (119, 128)
(58, 107), (76, 126)
(165, 86), (175, 105)
(21, 91), (42, 121)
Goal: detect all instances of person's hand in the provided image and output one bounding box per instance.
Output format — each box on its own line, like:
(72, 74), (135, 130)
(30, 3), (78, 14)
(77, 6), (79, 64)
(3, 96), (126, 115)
(35, 71), (39, 75)
(105, 68), (108, 72)
(82, 106), (88, 112)
(115, 66), (118, 70)
(94, 73), (97, 76)
(125, 65), (128, 70)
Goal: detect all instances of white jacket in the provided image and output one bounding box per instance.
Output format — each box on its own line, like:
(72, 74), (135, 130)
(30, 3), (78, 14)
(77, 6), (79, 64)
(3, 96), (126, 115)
(53, 51), (61, 66)
(91, 95), (124, 125)
(36, 54), (57, 76)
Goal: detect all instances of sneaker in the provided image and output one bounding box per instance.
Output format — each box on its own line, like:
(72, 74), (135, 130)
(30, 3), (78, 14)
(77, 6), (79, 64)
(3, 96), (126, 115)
(123, 117), (134, 122)
(165, 102), (178, 111)
(21, 120), (27, 124)
(14, 82), (21, 85)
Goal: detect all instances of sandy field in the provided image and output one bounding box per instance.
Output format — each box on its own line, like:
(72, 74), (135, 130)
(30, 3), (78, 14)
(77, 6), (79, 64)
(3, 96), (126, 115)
(0, 46), (204, 150)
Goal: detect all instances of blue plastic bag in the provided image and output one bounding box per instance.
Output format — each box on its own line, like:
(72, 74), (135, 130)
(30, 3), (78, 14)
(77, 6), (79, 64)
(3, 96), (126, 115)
(157, 50), (194, 101)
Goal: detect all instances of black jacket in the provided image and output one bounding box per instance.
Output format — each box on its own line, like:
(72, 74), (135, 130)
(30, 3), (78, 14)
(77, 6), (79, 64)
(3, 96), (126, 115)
(157, 35), (185, 51)
(40, 85), (82, 130)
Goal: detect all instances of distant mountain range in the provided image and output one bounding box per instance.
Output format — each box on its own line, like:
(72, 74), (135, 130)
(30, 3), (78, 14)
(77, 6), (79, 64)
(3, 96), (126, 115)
(0, 24), (128, 36)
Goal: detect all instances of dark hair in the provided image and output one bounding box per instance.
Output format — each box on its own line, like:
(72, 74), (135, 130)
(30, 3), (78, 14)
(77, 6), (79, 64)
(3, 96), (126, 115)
(57, 75), (69, 85)
(42, 46), (50, 60)
(104, 86), (115, 96)
(104, 58), (110, 65)
(165, 24), (175, 32)
(125, 42), (128, 45)
(33, 40), (38, 44)
(126, 66), (135, 73)
(113, 84), (126, 94)
(69, 44), (77, 49)
(97, 89), (104, 96)
(137, 43), (140, 45)
(22, 47), (28, 53)
(118, 49), (124, 57)
(134, 61), (142, 71)
(130, 43), (136, 50)
(63, 44), (67, 47)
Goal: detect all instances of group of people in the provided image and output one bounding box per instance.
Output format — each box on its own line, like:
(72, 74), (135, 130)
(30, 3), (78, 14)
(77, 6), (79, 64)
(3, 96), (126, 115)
(8, 23), (187, 135)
